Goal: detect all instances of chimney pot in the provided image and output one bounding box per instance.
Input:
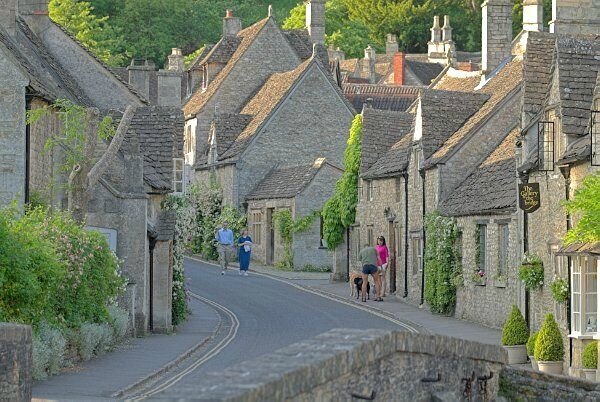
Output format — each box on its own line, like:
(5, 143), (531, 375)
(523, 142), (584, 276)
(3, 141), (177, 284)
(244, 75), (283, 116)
(431, 15), (442, 43)
(168, 48), (184, 72)
(223, 9), (242, 37)
(268, 5), (273, 17)
(442, 15), (453, 42)
(523, 0), (543, 32)
(226, 9), (233, 18)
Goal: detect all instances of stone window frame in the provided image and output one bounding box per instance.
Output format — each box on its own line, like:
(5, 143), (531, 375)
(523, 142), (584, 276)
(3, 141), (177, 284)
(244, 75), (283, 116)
(395, 222), (402, 257)
(497, 222), (509, 277)
(251, 209), (263, 245)
(410, 231), (422, 276)
(367, 226), (374, 247)
(395, 177), (402, 203)
(366, 180), (374, 202)
(172, 158), (185, 194)
(318, 216), (327, 249)
(476, 223), (487, 273)
(352, 226), (361, 260)
(570, 256), (598, 338)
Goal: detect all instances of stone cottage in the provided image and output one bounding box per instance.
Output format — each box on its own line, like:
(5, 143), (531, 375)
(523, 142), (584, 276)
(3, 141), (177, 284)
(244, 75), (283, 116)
(0, 0), (184, 334)
(246, 158), (342, 268)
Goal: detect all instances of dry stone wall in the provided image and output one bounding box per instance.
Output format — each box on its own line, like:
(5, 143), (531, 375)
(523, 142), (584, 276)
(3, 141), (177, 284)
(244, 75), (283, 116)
(0, 324), (32, 401)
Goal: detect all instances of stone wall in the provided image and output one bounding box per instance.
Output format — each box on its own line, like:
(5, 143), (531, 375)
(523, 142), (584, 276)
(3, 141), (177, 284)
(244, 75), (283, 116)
(194, 165), (236, 206)
(454, 213), (522, 329)
(550, 0), (600, 35)
(406, 145), (424, 305)
(246, 198), (292, 266)
(28, 98), (59, 199)
(0, 324), (32, 401)
(158, 329), (507, 401)
(0, 45), (27, 207)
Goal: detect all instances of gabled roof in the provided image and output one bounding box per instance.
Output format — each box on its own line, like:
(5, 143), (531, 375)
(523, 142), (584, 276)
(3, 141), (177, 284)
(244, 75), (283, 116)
(361, 132), (413, 180)
(439, 127), (519, 217)
(555, 35), (600, 137)
(196, 113), (252, 166)
(361, 107), (413, 173)
(124, 106), (184, 191)
(199, 37), (241, 66)
(0, 19), (90, 104)
(426, 58), (523, 167)
(343, 84), (419, 112)
(418, 89), (489, 159)
(187, 44), (215, 71)
(406, 59), (444, 86)
(432, 68), (481, 92)
(522, 32), (556, 127)
(246, 158), (339, 200)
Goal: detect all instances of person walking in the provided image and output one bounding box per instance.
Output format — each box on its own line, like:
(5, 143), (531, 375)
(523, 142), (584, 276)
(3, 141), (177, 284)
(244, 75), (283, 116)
(376, 236), (389, 297)
(358, 243), (383, 302)
(215, 221), (234, 275)
(238, 228), (252, 276)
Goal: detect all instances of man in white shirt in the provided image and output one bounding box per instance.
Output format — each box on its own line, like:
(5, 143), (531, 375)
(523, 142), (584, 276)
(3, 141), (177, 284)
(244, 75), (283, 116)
(215, 221), (234, 275)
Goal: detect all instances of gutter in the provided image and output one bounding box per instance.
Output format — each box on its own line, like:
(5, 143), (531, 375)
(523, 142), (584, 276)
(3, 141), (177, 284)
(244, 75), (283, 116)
(403, 172), (409, 298)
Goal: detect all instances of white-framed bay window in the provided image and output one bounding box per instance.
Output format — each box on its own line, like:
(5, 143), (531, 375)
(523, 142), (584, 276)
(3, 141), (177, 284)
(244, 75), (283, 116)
(571, 256), (598, 337)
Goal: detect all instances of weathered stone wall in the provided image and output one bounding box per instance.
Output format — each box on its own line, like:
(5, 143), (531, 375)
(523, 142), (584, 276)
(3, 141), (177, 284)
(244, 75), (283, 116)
(499, 365), (600, 400)
(152, 240), (173, 333)
(236, 64), (353, 206)
(454, 214), (522, 329)
(293, 164), (342, 268)
(159, 329), (507, 401)
(550, 0), (600, 35)
(0, 45), (27, 207)
(28, 98), (60, 199)
(194, 165), (237, 206)
(0, 324), (32, 401)
(246, 198), (293, 266)
(406, 145), (424, 305)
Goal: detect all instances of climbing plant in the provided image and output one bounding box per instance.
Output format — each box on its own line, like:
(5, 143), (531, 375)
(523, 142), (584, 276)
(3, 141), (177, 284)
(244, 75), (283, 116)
(322, 114), (362, 250)
(273, 209), (320, 270)
(424, 211), (461, 315)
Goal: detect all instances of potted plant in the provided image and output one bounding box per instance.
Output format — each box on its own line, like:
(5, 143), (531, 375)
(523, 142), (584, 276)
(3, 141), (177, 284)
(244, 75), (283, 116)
(501, 305), (529, 364)
(518, 253), (544, 291)
(527, 331), (539, 370)
(582, 341), (598, 381)
(550, 276), (569, 303)
(471, 269), (486, 285)
(534, 314), (564, 375)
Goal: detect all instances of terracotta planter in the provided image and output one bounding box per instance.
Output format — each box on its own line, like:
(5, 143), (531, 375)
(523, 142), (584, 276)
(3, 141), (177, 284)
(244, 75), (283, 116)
(505, 345), (527, 364)
(529, 356), (538, 370)
(537, 361), (563, 375)
(583, 369), (597, 381)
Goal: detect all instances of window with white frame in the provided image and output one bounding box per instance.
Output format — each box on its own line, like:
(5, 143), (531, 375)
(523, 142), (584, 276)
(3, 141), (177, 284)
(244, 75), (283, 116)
(571, 256), (598, 336)
(173, 158), (184, 194)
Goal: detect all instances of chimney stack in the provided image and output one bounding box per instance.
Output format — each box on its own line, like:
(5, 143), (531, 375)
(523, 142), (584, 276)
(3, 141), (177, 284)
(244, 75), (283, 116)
(364, 45), (376, 84)
(17, 0), (48, 15)
(0, 0), (17, 36)
(128, 59), (155, 101)
(306, 0), (326, 45)
(157, 69), (182, 106)
(168, 48), (184, 73)
(550, 0), (600, 35)
(481, 0), (512, 75)
(386, 34), (399, 57)
(442, 15), (452, 42)
(428, 16), (445, 63)
(523, 0), (543, 32)
(223, 9), (242, 37)
(393, 52), (405, 85)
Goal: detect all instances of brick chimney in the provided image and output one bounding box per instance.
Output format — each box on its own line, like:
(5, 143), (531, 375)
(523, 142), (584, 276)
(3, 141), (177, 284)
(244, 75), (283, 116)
(364, 45), (376, 84)
(306, 0), (326, 45)
(223, 9), (242, 37)
(550, 0), (600, 35)
(0, 0), (17, 36)
(386, 34), (398, 57)
(168, 48), (184, 73)
(128, 59), (155, 101)
(523, 0), (543, 32)
(481, 0), (512, 75)
(394, 52), (405, 85)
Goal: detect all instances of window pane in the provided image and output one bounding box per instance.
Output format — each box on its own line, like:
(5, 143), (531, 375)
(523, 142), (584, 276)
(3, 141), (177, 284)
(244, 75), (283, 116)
(586, 294), (597, 315)
(573, 274), (581, 293)
(573, 313), (580, 332)
(586, 313), (597, 333)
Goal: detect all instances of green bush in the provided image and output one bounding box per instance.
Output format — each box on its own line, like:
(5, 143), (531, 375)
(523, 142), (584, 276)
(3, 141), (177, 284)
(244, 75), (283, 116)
(108, 305), (129, 341)
(502, 305), (529, 346)
(518, 254), (544, 291)
(550, 277), (569, 303)
(38, 323), (66, 375)
(527, 331), (538, 356)
(534, 314), (564, 362)
(79, 323), (106, 361)
(583, 341), (598, 369)
(32, 333), (51, 380)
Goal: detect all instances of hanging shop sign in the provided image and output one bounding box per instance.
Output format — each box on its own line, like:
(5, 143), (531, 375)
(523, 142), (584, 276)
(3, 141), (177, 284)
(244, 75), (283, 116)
(518, 183), (541, 213)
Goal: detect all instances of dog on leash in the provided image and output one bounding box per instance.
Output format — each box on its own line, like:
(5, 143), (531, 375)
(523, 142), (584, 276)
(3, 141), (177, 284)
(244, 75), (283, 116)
(349, 272), (370, 300)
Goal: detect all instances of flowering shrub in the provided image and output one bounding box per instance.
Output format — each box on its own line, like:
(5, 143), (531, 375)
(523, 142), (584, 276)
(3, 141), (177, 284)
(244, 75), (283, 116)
(550, 276), (569, 303)
(518, 253), (544, 291)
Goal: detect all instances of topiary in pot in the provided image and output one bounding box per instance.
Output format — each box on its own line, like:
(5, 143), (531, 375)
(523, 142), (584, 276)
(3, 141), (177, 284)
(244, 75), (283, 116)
(582, 341), (598, 380)
(534, 314), (564, 375)
(527, 332), (539, 370)
(502, 305), (529, 364)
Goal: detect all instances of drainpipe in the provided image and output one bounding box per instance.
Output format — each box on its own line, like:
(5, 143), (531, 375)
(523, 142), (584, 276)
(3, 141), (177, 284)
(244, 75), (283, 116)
(420, 169), (426, 306)
(403, 172), (409, 298)
(521, 175), (530, 328)
(560, 164), (573, 367)
(149, 237), (156, 332)
(346, 227), (350, 282)
(25, 93), (33, 204)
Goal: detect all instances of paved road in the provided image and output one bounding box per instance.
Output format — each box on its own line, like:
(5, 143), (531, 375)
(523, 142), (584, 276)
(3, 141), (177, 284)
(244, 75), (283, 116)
(139, 258), (407, 399)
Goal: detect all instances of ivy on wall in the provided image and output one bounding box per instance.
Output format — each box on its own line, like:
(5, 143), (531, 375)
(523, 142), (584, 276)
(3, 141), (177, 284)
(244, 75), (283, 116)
(273, 209), (320, 270)
(321, 114), (362, 250)
(424, 211), (462, 315)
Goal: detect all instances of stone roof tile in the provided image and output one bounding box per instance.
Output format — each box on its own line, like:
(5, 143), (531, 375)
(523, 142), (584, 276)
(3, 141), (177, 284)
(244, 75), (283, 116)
(343, 84), (419, 112)
(196, 113), (252, 167)
(406, 59), (444, 85)
(522, 32), (556, 127)
(432, 68), (482, 92)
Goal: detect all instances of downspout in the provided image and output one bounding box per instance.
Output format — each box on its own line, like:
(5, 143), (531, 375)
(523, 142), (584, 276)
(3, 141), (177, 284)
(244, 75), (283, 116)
(346, 227), (350, 282)
(560, 165), (573, 367)
(521, 175), (530, 328)
(420, 169), (426, 306)
(25, 93), (33, 204)
(403, 172), (409, 298)
(149, 237), (157, 332)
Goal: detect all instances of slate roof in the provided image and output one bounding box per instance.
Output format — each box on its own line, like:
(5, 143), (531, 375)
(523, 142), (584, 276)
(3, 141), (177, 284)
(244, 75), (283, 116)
(202, 36), (242, 65)
(361, 132), (413, 180)
(0, 19), (90, 104)
(522, 32), (556, 127)
(439, 127), (519, 216)
(418, 89), (489, 159)
(426, 58), (523, 167)
(196, 113), (252, 166)
(557, 241), (600, 256)
(343, 84), (419, 112)
(246, 159), (336, 200)
(188, 44), (214, 71)
(406, 59), (444, 86)
(555, 35), (600, 137)
(361, 107), (414, 173)
(432, 68), (482, 92)
(125, 106), (184, 191)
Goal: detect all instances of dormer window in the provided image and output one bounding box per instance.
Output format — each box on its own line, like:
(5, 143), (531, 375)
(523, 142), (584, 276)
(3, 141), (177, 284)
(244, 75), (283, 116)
(538, 120), (555, 171)
(592, 105), (600, 166)
(173, 158), (184, 194)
